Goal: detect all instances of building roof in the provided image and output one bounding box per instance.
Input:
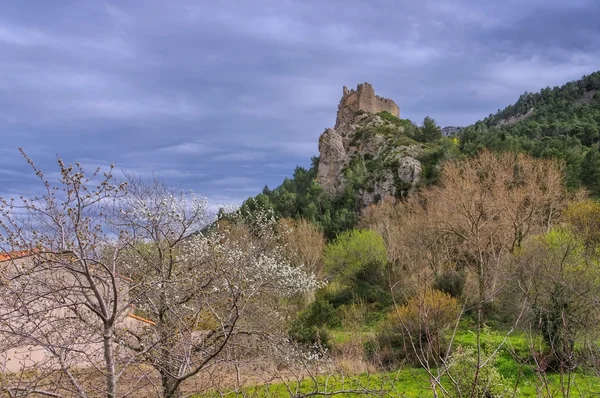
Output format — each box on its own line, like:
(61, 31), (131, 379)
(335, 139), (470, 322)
(0, 249), (39, 263)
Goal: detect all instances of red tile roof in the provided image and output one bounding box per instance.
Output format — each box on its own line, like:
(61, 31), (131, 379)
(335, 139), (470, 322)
(0, 249), (39, 262)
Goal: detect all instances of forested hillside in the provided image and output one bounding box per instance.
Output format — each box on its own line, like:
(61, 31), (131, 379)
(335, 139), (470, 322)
(245, 71), (600, 238)
(461, 71), (600, 195)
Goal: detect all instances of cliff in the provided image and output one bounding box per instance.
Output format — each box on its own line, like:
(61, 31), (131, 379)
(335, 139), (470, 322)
(316, 83), (421, 206)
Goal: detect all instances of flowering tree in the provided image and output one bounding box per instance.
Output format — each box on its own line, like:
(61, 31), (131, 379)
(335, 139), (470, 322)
(116, 176), (320, 398)
(0, 155), (326, 397)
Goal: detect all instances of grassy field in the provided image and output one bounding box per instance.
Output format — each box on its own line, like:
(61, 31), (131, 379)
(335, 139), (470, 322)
(195, 369), (600, 397)
(194, 328), (600, 397)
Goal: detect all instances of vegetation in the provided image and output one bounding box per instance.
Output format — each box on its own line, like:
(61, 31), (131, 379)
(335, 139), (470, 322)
(460, 71), (600, 195)
(241, 157), (359, 239)
(4, 72), (600, 397)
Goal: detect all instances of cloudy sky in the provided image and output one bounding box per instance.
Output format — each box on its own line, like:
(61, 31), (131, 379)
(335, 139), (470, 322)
(1, 1), (599, 206)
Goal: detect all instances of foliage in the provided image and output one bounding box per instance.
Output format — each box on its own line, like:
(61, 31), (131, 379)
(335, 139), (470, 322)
(394, 289), (461, 340)
(240, 158), (359, 239)
(377, 289), (460, 366)
(324, 229), (387, 286)
(449, 346), (514, 397)
(288, 296), (338, 347)
(460, 71), (600, 195)
(416, 116), (442, 142)
(565, 199), (600, 248)
(519, 228), (600, 371)
(433, 270), (467, 298)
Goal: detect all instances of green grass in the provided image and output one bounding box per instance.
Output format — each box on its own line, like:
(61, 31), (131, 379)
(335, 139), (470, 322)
(194, 327), (600, 397)
(193, 368), (435, 397)
(194, 368), (600, 397)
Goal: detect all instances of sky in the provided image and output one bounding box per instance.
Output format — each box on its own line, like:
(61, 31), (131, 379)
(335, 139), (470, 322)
(1, 1), (599, 207)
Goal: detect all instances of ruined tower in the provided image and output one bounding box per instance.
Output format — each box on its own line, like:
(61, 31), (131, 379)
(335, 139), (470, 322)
(335, 82), (399, 128)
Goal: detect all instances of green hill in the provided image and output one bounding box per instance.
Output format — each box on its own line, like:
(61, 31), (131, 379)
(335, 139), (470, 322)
(460, 71), (600, 194)
(242, 72), (600, 237)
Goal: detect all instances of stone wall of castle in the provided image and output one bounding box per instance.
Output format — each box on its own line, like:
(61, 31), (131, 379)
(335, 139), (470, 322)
(339, 82), (399, 118)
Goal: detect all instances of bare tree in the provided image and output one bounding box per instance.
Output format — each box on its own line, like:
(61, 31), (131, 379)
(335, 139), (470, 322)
(423, 151), (567, 323)
(277, 218), (325, 279)
(0, 150), (133, 398)
(363, 151), (570, 397)
(0, 157), (364, 397)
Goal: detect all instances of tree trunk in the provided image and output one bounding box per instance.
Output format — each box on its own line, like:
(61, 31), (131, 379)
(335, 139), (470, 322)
(161, 372), (182, 398)
(103, 325), (117, 398)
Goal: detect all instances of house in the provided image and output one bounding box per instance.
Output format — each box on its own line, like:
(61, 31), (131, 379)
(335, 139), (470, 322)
(0, 250), (151, 373)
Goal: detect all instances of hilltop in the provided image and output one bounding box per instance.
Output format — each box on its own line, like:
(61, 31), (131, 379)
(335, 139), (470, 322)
(241, 71), (600, 239)
(242, 83), (455, 238)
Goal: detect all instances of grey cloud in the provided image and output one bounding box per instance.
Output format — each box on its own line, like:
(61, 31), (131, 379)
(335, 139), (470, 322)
(0, 0), (599, 205)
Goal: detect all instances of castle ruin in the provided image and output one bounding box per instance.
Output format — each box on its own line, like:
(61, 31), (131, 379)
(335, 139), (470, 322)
(335, 83), (399, 127)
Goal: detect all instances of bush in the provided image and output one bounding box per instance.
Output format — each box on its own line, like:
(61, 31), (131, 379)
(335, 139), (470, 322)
(377, 111), (402, 125)
(288, 321), (330, 348)
(395, 288), (461, 337)
(324, 229), (387, 286)
(434, 270), (466, 298)
(288, 297), (337, 347)
(564, 199), (600, 248)
(376, 289), (461, 366)
(449, 346), (514, 397)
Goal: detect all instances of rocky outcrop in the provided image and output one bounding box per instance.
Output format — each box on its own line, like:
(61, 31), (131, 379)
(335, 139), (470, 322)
(316, 83), (422, 207)
(497, 107), (534, 127)
(398, 156), (421, 186)
(317, 129), (347, 196)
(441, 126), (463, 137)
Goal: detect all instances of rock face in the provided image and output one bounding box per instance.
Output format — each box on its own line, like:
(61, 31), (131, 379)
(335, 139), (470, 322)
(317, 129), (347, 196)
(398, 156), (422, 186)
(497, 107), (534, 127)
(441, 126), (463, 137)
(316, 83), (421, 206)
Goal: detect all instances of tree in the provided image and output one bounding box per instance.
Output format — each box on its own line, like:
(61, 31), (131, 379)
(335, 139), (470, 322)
(419, 116), (442, 142)
(564, 199), (600, 248)
(423, 151), (567, 314)
(360, 151), (569, 396)
(116, 178), (320, 397)
(0, 151), (131, 398)
(277, 218), (325, 279)
(518, 229), (600, 376)
(580, 147), (600, 196)
(0, 155), (322, 398)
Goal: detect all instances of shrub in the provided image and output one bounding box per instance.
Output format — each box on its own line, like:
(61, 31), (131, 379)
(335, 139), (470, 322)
(564, 199), (600, 248)
(449, 346), (514, 397)
(433, 269), (466, 298)
(288, 296), (337, 347)
(377, 111), (402, 125)
(288, 320), (330, 348)
(395, 289), (461, 341)
(324, 229), (387, 286)
(376, 289), (461, 366)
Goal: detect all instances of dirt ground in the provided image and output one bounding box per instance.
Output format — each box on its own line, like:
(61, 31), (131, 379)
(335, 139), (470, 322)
(1, 358), (321, 397)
